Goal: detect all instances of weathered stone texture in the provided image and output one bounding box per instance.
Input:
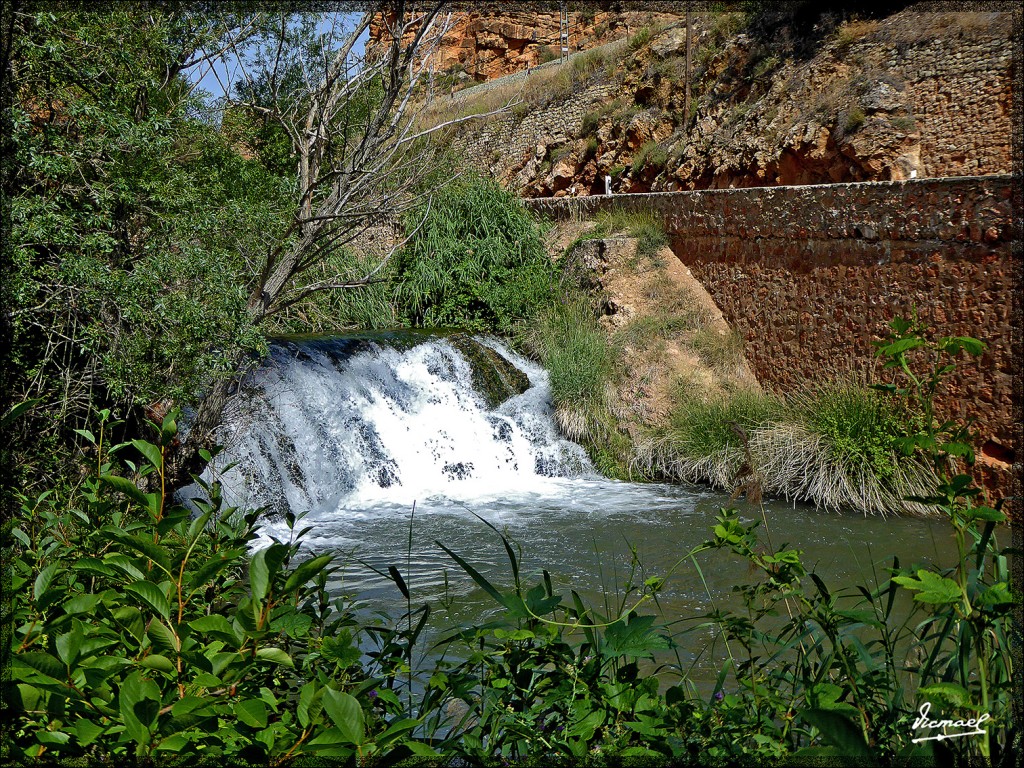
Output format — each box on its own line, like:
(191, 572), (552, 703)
(526, 176), (1018, 497)
(443, 10), (1013, 194)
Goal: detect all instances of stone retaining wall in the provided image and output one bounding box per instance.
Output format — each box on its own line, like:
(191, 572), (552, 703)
(526, 175), (1019, 496)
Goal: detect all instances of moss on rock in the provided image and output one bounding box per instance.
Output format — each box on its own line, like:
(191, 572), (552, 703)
(448, 334), (531, 409)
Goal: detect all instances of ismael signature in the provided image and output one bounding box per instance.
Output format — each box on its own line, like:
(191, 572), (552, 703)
(911, 702), (991, 743)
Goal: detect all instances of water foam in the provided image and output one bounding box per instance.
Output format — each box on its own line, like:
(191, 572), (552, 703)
(199, 334), (595, 518)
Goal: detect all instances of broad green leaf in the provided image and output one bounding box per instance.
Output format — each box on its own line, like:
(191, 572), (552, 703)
(297, 681), (323, 728)
(33, 562), (60, 603)
(919, 682), (971, 708)
(601, 615), (669, 659)
(189, 614), (238, 642)
(72, 719), (105, 746)
(235, 698), (269, 729)
(132, 439), (164, 471)
(138, 654), (175, 674)
(63, 593), (104, 615)
(283, 554), (334, 592)
(270, 610), (313, 639)
(16, 652), (65, 680)
(255, 647), (294, 667)
(147, 619), (179, 654)
(250, 544), (290, 602)
(892, 570), (962, 605)
(965, 506), (1006, 523)
(1, 398), (41, 429)
(100, 474), (149, 508)
(119, 671), (161, 747)
(111, 532), (172, 573)
(55, 624), (84, 666)
(124, 580), (172, 619)
(978, 582), (1013, 607)
(322, 688), (364, 745)
(879, 337), (924, 356)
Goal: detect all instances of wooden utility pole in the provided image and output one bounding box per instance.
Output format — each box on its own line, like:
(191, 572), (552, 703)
(684, 2), (692, 129)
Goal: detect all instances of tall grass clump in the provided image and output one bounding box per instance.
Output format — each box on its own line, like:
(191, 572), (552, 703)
(394, 173), (554, 334)
(630, 140), (669, 175)
(524, 299), (613, 436)
(648, 386), (785, 487)
(590, 210), (668, 257)
(647, 316), (979, 515)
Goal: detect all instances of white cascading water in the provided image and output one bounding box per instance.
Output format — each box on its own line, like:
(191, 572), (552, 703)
(198, 334), (595, 518)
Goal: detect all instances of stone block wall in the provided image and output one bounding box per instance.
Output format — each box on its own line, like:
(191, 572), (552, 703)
(526, 175), (1018, 495)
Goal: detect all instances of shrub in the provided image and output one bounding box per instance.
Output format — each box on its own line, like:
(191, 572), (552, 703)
(5, 412), (432, 762)
(628, 26), (652, 51)
(394, 173), (554, 334)
(580, 110), (600, 136)
(630, 140), (670, 175)
(844, 104), (866, 132)
(537, 44), (558, 64)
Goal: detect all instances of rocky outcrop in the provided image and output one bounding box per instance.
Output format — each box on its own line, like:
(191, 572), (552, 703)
(369, 6), (683, 85)
(439, 7), (1013, 194)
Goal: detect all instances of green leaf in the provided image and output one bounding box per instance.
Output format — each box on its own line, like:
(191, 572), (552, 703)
(322, 688), (365, 745)
(72, 719), (105, 746)
(235, 698), (269, 729)
(978, 582), (1013, 607)
(124, 580), (172, 619)
(964, 506), (1006, 523)
(879, 337), (924, 356)
(55, 624), (84, 666)
(919, 682), (971, 708)
(255, 647), (294, 667)
(132, 439), (164, 471)
(892, 569), (962, 605)
(119, 671), (161, 747)
(250, 544), (290, 602)
(63, 593), (104, 615)
(111, 533), (172, 573)
(601, 614), (669, 659)
(100, 474), (149, 508)
(189, 614), (238, 643)
(270, 610), (313, 639)
(16, 652), (65, 680)
(147, 619), (180, 654)
(1, 398), (41, 430)
(33, 562), (61, 605)
(138, 654), (175, 674)
(799, 709), (874, 764)
(297, 681), (323, 729)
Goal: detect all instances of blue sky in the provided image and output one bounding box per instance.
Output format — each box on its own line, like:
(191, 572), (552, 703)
(185, 12), (370, 104)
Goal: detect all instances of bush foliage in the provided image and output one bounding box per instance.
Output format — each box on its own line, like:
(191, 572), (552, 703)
(4, 320), (1015, 764)
(394, 174), (555, 334)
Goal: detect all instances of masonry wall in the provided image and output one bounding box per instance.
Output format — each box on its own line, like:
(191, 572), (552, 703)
(526, 175), (1019, 493)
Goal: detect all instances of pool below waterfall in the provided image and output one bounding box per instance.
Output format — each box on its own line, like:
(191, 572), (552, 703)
(182, 331), (959, 683)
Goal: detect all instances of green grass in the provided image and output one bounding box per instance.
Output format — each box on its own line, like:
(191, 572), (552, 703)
(644, 379), (939, 515)
(630, 140), (670, 175)
(525, 299), (612, 412)
(590, 210), (669, 257)
(690, 326), (745, 370)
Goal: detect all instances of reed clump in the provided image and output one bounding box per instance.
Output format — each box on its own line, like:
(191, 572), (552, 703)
(639, 378), (939, 516)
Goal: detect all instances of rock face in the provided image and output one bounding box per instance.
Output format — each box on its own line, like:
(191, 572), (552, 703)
(437, 8), (1013, 194)
(369, 6), (683, 85)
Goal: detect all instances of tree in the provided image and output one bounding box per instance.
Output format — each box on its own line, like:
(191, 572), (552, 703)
(7, 2), (521, 488)
(174, 2), (526, 485)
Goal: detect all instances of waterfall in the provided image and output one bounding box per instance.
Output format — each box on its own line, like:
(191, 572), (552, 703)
(194, 333), (595, 517)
